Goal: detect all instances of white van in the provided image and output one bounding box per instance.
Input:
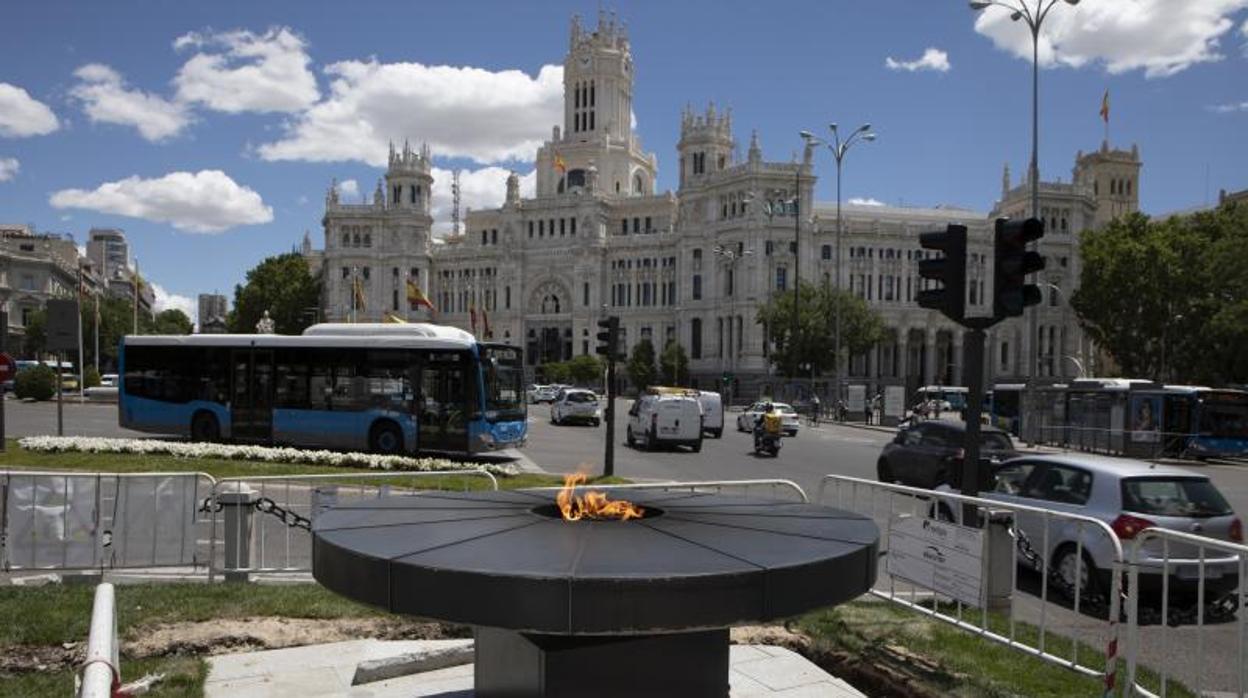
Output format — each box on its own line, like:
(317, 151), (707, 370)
(626, 394), (703, 452)
(696, 391), (724, 438)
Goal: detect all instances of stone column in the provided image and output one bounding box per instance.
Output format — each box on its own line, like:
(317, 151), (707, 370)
(898, 330), (909, 383)
(952, 331), (964, 386)
(924, 328), (937, 385)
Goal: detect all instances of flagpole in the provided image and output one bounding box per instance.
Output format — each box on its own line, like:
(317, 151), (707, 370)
(94, 291), (100, 374)
(77, 262), (85, 398)
(132, 257), (139, 335)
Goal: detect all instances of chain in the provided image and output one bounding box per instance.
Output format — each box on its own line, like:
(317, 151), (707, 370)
(196, 495), (311, 531)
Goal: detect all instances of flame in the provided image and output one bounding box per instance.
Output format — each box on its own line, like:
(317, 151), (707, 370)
(556, 473), (645, 521)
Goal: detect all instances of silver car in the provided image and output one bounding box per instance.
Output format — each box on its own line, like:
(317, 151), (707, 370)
(942, 454), (1241, 599)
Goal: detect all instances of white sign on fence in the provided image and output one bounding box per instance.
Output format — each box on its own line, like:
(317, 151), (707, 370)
(846, 385), (866, 413)
(884, 385), (906, 418)
(886, 514), (984, 607)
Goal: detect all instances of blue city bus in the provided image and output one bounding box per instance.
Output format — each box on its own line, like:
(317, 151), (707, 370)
(119, 323), (526, 455)
(1157, 386), (1248, 459)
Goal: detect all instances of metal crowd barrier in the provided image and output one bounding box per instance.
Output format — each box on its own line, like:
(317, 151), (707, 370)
(77, 582), (118, 698)
(1, 470), (216, 573)
(524, 478), (809, 503)
(817, 474), (1124, 693)
(205, 470), (499, 581)
(1126, 528), (1248, 697)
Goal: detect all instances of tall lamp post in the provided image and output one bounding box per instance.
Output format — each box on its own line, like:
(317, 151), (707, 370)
(970, 0), (1080, 379)
(711, 245), (753, 401)
(800, 124), (876, 408)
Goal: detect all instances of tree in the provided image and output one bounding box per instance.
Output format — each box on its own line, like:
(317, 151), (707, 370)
(229, 253), (321, 335)
(540, 361), (571, 384)
(1071, 204), (1248, 384)
(22, 309), (47, 357)
(566, 354), (604, 386)
(659, 341), (689, 386)
(626, 339), (657, 391)
(755, 282), (886, 377)
(150, 309), (192, 335)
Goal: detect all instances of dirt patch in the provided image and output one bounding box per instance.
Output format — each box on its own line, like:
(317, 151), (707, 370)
(124, 616), (469, 659)
(0, 642), (82, 675)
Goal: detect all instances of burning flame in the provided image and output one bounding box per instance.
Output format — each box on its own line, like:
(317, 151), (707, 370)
(556, 473), (645, 521)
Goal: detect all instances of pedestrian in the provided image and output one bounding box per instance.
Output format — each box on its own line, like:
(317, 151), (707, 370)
(930, 399), (942, 421)
(863, 400), (871, 425)
(810, 394), (821, 426)
(872, 393), (883, 425)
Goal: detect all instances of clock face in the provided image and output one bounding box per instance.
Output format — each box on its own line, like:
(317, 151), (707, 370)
(579, 53), (591, 69)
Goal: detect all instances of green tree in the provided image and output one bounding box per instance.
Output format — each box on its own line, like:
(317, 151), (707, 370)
(15, 364), (57, 401)
(21, 309), (47, 357)
(626, 339), (657, 391)
(756, 282), (886, 377)
(1071, 204), (1248, 384)
(149, 309), (193, 335)
(229, 253), (321, 335)
(565, 354), (604, 386)
(659, 341), (689, 386)
(540, 361), (571, 384)
(80, 295), (142, 372)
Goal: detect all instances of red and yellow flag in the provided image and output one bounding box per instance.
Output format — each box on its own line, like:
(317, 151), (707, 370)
(1099, 89), (1110, 123)
(469, 298), (478, 334)
(352, 276), (367, 313)
(553, 154), (567, 173)
(406, 279), (434, 311)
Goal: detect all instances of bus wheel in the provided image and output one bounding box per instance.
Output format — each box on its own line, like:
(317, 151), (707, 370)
(191, 412), (220, 443)
(370, 421), (404, 455)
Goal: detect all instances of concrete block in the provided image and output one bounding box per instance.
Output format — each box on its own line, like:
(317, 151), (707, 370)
(352, 640), (474, 685)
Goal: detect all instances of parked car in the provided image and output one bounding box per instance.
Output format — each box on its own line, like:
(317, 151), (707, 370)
(939, 455), (1242, 599)
(736, 402), (800, 436)
(527, 384), (558, 404)
(878, 420), (1017, 489)
(550, 388), (602, 426)
(99, 373), (119, 388)
(626, 393), (703, 452)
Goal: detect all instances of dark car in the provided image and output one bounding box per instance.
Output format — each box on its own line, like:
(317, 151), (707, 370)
(877, 420), (1018, 489)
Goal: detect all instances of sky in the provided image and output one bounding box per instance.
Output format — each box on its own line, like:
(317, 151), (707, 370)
(1, 0), (1246, 324)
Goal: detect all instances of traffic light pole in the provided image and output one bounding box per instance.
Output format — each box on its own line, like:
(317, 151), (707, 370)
(961, 328), (986, 523)
(604, 357), (616, 478)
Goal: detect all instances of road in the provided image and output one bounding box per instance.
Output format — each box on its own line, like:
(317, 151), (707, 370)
(3, 398), (1246, 691)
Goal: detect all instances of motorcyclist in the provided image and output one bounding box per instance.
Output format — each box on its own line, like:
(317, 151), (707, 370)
(753, 402), (778, 452)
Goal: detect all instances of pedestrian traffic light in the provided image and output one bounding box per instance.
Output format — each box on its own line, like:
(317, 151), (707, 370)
(916, 224), (968, 323)
(595, 316), (620, 360)
(993, 217), (1045, 319)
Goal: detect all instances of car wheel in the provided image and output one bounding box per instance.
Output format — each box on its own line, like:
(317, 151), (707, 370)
(1053, 546), (1102, 600)
(593, 419), (601, 427)
(369, 421), (404, 455)
(647, 428), (658, 452)
(712, 428), (722, 439)
(191, 411), (220, 443)
(877, 458), (893, 483)
(691, 439), (702, 453)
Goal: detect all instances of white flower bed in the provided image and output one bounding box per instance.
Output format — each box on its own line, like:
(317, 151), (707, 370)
(17, 436), (517, 475)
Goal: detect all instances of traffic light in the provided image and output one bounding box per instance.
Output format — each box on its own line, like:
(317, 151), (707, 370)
(595, 316), (620, 360)
(993, 217), (1045, 319)
(916, 224), (968, 323)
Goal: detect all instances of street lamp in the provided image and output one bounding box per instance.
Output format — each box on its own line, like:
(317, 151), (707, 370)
(970, 0), (1080, 380)
(711, 245), (753, 400)
(800, 124), (876, 407)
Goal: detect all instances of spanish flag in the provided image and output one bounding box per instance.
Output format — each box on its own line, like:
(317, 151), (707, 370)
(469, 297), (478, 334)
(382, 312), (407, 324)
(553, 154), (567, 173)
(481, 306), (492, 338)
(352, 276), (367, 314)
(1099, 89), (1109, 123)
(406, 279), (435, 312)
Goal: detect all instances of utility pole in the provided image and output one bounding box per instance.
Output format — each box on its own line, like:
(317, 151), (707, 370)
(596, 316), (620, 477)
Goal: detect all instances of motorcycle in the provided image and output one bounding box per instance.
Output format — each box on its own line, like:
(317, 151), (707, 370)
(753, 429), (782, 457)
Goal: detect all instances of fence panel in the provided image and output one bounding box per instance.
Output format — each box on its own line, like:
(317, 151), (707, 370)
(816, 474), (1123, 692)
(1, 471), (215, 572)
(206, 470), (499, 579)
(522, 479), (809, 503)
(1126, 528), (1248, 697)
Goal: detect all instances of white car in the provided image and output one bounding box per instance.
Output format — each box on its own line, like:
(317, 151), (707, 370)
(100, 373), (119, 388)
(737, 402), (800, 436)
(528, 384), (558, 404)
(550, 388), (602, 426)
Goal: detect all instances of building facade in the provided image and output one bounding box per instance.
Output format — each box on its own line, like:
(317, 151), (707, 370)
(197, 293), (228, 332)
(310, 13), (1140, 398)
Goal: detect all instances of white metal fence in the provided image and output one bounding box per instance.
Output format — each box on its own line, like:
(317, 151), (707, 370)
(1126, 528), (1248, 697)
(523, 478), (809, 503)
(1, 470), (216, 572)
(817, 474), (1124, 694)
(203, 470), (499, 580)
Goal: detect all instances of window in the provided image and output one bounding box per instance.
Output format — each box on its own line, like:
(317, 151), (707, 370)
(560, 219), (566, 236)
(692, 275), (702, 300)
(821, 244), (832, 260)
(570, 218), (576, 236)
(1121, 477), (1232, 517)
(341, 267), (349, 279)
(410, 185), (417, 204)
(505, 286), (511, 309)
(362, 267), (370, 280)
(529, 221), (534, 238)
(789, 241), (797, 255)
(1024, 465), (1093, 506)
(765, 241), (773, 256)
(993, 462), (1036, 495)
(644, 216), (652, 232)
(633, 218), (640, 234)
(691, 318), (702, 358)
(539, 220), (544, 237)
(583, 282), (590, 306)
(481, 230), (488, 245)
(491, 229), (498, 244)
(693, 248), (702, 263)
(775, 267), (787, 291)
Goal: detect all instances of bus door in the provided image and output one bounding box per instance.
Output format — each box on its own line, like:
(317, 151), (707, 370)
(417, 351), (469, 452)
(232, 349), (273, 443)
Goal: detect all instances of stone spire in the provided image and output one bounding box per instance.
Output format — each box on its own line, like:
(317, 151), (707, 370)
(748, 130), (761, 165)
(505, 171), (520, 206)
(1002, 163), (1011, 199)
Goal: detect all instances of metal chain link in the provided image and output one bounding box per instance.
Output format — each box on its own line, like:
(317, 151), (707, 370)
(196, 495), (310, 530)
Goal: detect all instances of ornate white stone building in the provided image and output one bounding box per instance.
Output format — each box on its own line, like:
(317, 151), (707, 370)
(309, 13), (1140, 398)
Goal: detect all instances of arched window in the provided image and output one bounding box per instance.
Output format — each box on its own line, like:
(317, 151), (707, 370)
(633, 174), (643, 194)
(341, 233), (349, 247)
(353, 233), (360, 247)
(363, 233), (371, 247)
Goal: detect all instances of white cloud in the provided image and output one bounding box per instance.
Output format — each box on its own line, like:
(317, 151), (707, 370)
(337, 178), (360, 198)
(0, 83), (59, 137)
(848, 197), (886, 207)
(973, 0), (1248, 78)
(430, 166), (535, 236)
(150, 282), (197, 324)
(174, 27), (319, 114)
(49, 170), (274, 233)
(70, 64), (190, 141)
(885, 48), (951, 73)
(257, 61), (563, 166)
(1209, 100), (1248, 113)
(0, 157), (18, 182)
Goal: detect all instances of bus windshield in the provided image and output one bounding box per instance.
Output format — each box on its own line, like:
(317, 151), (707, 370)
(481, 345), (525, 422)
(1199, 396), (1248, 439)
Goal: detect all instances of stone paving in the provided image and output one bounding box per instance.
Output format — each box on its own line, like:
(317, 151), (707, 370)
(204, 639), (866, 697)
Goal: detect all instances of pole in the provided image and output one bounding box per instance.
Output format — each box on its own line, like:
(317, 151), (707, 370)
(792, 170), (800, 385)
(834, 153), (843, 412)
(0, 311), (6, 452)
(1028, 21), (1040, 382)
(56, 351), (65, 437)
(961, 329), (986, 522)
(93, 292), (100, 374)
(603, 354), (616, 478)
(77, 265), (85, 398)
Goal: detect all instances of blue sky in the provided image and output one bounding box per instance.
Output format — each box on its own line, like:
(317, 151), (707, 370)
(2, 0), (1246, 321)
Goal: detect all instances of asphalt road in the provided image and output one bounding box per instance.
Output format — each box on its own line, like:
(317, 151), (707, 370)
(3, 398), (1246, 691)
